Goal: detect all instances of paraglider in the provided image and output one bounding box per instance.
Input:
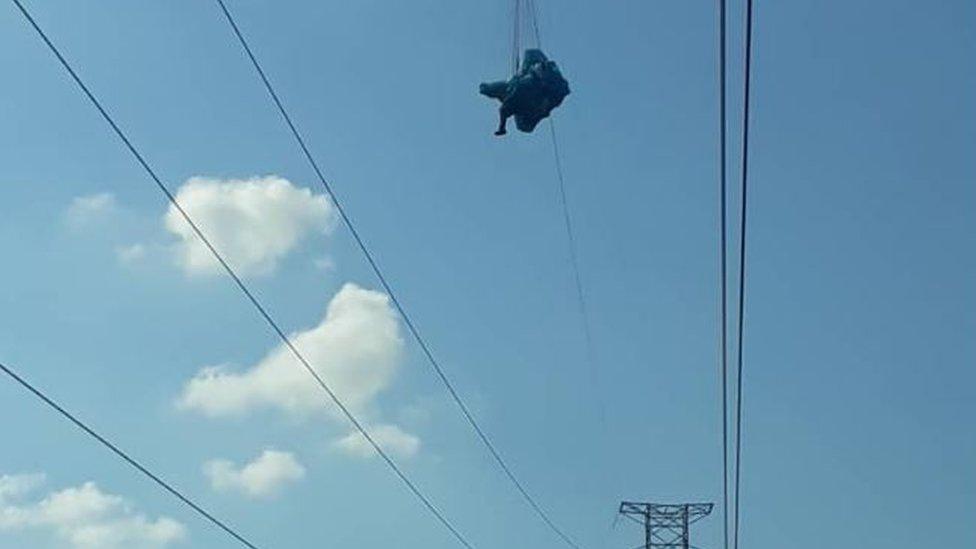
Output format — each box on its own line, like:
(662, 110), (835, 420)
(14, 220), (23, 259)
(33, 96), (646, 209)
(480, 48), (570, 136)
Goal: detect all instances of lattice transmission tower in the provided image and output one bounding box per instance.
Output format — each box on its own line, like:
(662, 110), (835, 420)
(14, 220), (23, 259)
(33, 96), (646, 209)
(618, 501), (713, 549)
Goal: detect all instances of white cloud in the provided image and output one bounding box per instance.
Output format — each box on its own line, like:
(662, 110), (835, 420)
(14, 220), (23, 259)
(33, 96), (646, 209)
(333, 424), (421, 459)
(164, 176), (334, 277)
(313, 256), (336, 272)
(204, 450), (305, 499)
(177, 283), (403, 419)
(0, 474), (186, 549)
(0, 474), (45, 500)
(65, 193), (117, 230)
(116, 244), (147, 265)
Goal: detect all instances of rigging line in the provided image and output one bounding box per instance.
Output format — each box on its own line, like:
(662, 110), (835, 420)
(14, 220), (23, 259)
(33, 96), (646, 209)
(530, 0), (607, 504)
(547, 119), (604, 426)
(513, 0), (522, 74)
(717, 1), (730, 549)
(733, 1), (755, 549)
(211, 2), (580, 549)
(527, 0), (543, 49)
(531, 0), (605, 426)
(0, 360), (262, 549)
(8, 2), (474, 548)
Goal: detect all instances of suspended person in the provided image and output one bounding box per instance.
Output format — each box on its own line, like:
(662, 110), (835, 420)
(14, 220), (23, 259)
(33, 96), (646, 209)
(479, 49), (570, 136)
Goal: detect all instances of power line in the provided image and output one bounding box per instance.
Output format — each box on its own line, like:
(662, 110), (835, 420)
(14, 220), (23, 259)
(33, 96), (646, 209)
(7, 2), (474, 547)
(733, 1), (755, 549)
(716, 2), (730, 549)
(211, 2), (581, 549)
(0, 360), (262, 549)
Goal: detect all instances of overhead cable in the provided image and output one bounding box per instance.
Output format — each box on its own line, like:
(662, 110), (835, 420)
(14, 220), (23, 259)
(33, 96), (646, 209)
(732, 1), (755, 548)
(212, 2), (581, 548)
(0, 360), (262, 549)
(716, 1), (731, 549)
(8, 2), (474, 547)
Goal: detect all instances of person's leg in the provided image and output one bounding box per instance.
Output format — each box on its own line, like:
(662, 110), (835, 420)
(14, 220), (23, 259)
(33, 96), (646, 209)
(495, 101), (515, 136)
(495, 108), (509, 136)
(480, 81), (509, 101)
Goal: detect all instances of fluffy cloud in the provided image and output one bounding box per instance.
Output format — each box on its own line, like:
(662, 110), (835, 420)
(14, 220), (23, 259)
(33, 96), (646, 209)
(65, 192), (118, 230)
(0, 474), (185, 549)
(177, 283), (403, 418)
(313, 256), (336, 272)
(333, 424), (421, 459)
(164, 176), (333, 276)
(204, 450), (305, 499)
(115, 244), (147, 265)
(0, 473), (45, 500)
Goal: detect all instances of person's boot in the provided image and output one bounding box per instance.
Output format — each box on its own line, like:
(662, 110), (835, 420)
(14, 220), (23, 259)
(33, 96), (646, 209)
(494, 127), (507, 136)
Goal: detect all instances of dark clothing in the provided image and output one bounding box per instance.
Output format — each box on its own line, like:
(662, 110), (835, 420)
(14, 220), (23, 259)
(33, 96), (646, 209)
(480, 49), (570, 135)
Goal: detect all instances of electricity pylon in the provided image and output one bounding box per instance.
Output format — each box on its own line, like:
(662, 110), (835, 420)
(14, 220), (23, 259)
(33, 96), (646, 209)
(618, 501), (713, 549)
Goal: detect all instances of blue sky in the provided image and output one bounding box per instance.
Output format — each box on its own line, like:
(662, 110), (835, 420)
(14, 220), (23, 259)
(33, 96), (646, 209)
(1, 1), (974, 548)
